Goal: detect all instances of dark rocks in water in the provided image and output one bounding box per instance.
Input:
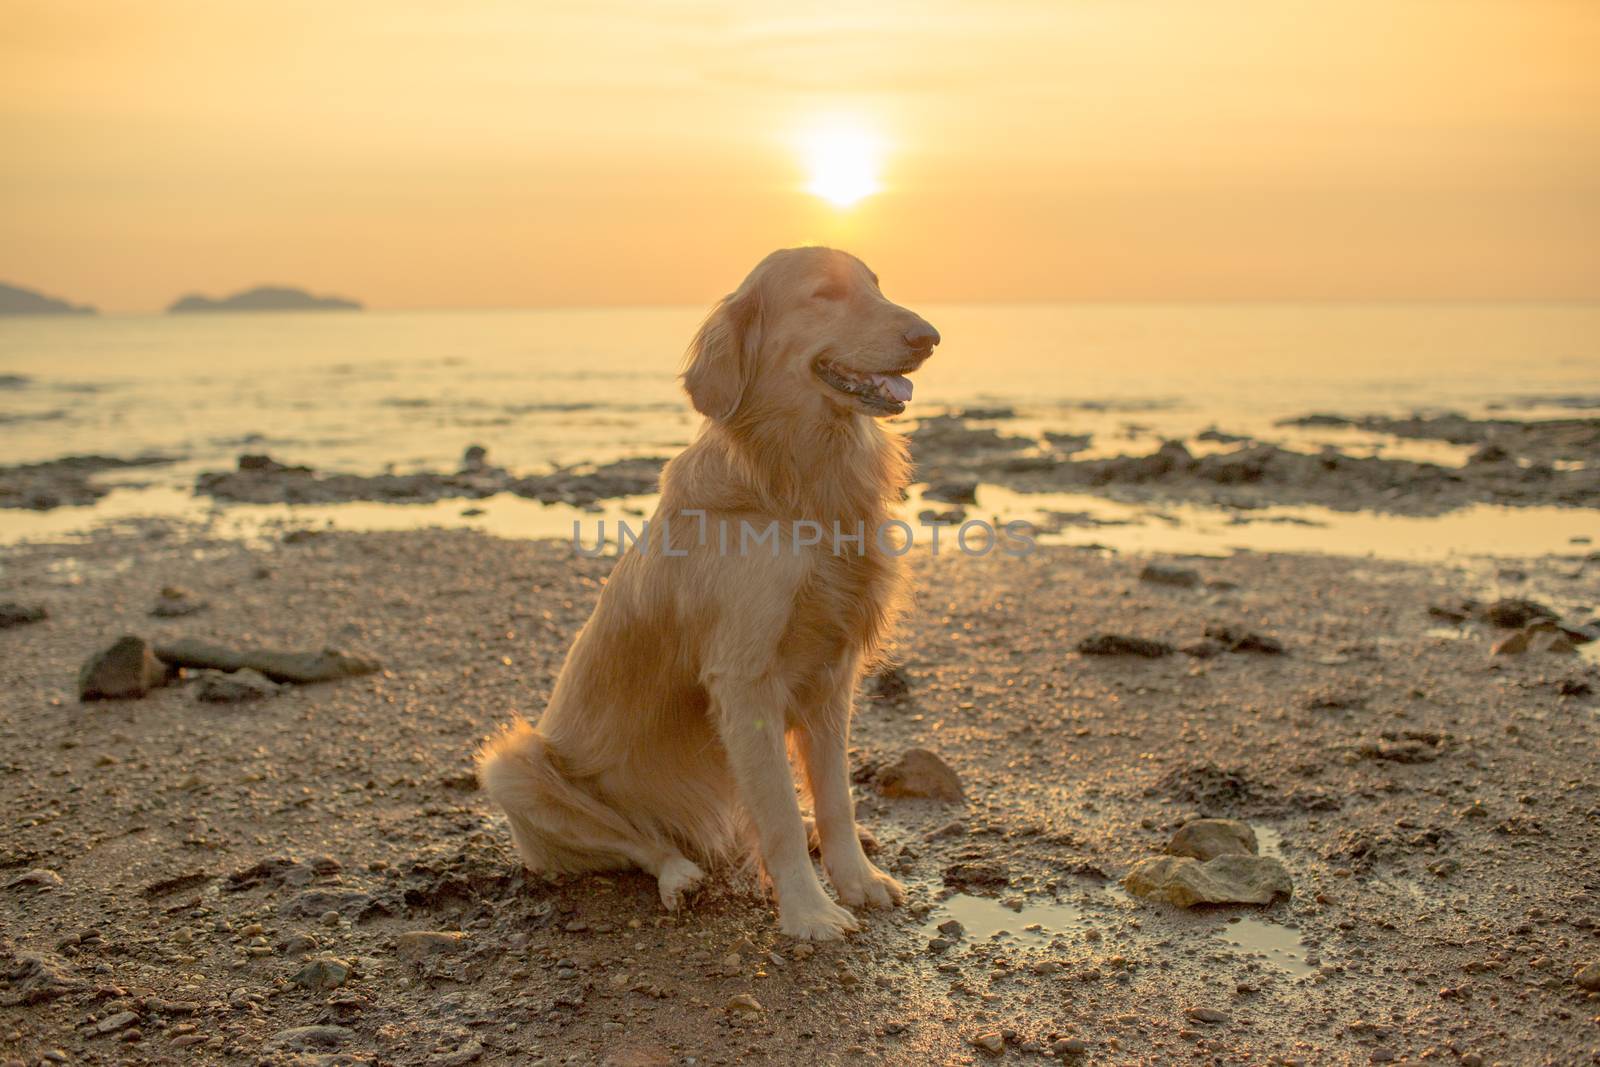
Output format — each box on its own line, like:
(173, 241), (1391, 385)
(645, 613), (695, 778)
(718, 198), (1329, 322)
(1196, 428), (1251, 444)
(0, 454), (181, 511)
(0, 281), (95, 316)
(1043, 430), (1093, 454)
(462, 444), (489, 470)
(1477, 598), (1556, 629)
(167, 285), (361, 313)
(196, 451), (664, 508)
(1469, 443), (1511, 465)
(154, 638), (380, 684)
(1076, 634), (1173, 658)
(192, 668), (283, 703)
(1139, 562), (1201, 588)
(864, 664), (912, 702)
(1202, 624), (1285, 654)
(923, 479), (979, 505)
(0, 602), (47, 629)
(917, 507), (966, 525)
(79, 635), (173, 701)
(957, 406), (1016, 420)
(1087, 440), (1193, 485)
(910, 414), (1034, 456)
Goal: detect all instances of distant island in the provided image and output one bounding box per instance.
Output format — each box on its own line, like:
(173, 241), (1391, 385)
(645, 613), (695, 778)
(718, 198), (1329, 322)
(0, 282), (96, 316)
(167, 285), (362, 313)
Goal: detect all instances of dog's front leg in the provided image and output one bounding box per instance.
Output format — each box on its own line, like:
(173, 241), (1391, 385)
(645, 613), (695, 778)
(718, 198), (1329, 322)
(799, 708), (905, 910)
(711, 675), (859, 940)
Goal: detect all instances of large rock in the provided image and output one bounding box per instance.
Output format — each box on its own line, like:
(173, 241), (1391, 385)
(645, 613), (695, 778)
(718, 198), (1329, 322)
(1122, 854), (1292, 907)
(1166, 818), (1258, 861)
(154, 638), (380, 684)
(875, 748), (964, 802)
(78, 635), (171, 700)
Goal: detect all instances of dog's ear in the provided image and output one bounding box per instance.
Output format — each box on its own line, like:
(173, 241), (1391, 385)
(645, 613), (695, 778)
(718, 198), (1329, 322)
(682, 284), (761, 421)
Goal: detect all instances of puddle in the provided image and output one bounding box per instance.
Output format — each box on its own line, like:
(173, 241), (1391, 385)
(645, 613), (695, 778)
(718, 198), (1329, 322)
(921, 823), (1315, 977)
(1219, 916), (1316, 977)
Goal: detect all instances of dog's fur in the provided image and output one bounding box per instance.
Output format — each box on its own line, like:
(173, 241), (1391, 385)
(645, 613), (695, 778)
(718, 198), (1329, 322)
(476, 247), (939, 939)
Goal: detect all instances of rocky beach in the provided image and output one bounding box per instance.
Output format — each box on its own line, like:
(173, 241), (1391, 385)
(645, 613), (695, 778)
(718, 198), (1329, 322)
(2, 515), (1598, 1065)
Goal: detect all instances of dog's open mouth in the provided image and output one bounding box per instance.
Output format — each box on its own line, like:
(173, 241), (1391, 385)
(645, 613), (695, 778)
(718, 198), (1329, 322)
(815, 358), (914, 415)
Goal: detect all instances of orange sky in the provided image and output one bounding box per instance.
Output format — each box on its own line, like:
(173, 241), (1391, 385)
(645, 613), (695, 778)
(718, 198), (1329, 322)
(3, 0), (1597, 311)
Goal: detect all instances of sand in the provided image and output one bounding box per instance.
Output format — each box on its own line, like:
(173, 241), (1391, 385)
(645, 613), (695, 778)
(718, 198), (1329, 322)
(2, 522), (1598, 1065)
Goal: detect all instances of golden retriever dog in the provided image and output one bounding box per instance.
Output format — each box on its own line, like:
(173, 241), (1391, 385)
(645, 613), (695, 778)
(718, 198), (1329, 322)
(476, 247), (939, 939)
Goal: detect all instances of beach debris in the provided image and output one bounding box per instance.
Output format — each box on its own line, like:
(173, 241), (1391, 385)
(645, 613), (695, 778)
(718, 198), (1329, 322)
(875, 748), (964, 801)
(291, 957), (352, 991)
(154, 637), (380, 684)
(1076, 633), (1173, 657)
(1478, 598), (1557, 628)
(1139, 562), (1201, 588)
(1165, 818), (1258, 861)
(1122, 853), (1292, 907)
(192, 667), (283, 703)
(0, 602), (47, 629)
(1490, 622), (1576, 656)
(395, 930), (470, 958)
(864, 664), (912, 702)
(6, 868), (63, 891)
(78, 635), (172, 701)
(150, 586), (206, 618)
(725, 993), (765, 1014)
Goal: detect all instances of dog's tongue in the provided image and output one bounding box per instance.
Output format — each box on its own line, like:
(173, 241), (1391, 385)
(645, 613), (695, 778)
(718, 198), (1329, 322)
(875, 374), (913, 404)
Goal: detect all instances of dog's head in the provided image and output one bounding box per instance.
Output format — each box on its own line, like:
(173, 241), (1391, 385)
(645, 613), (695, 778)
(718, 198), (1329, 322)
(681, 247), (939, 423)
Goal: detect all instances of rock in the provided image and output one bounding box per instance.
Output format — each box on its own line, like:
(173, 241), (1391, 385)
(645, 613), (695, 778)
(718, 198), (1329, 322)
(93, 1010), (139, 1034)
(270, 1025), (354, 1050)
(1203, 624), (1285, 654)
(6, 869), (63, 890)
(150, 587), (206, 618)
(78, 635), (171, 700)
(192, 668), (283, 704)
(462, 444), (489, 470)
(1122, 854), (1292, 907)
(724, 993), (764, 1014)
(1140, 563), (1201, 588)
(1052, 1037), (1089, 1056)
(395, 930), (469, 958)
(1478, 598), (1556, 628)
(291, 957), (351, 991)
(1076, 634), (1173, 657)
(1, 950), (82, 1005)
(0, 602), (46, 629)
(875, 748), (964, 802)
(923, 479), (979, 505)
(1165, 819), (1258, 861)
(153, 637), (381, 684)
(971, 1031), (1005, 1054)
(864, 664), (912, 701)
(1186, 1006), (1230, 1025)
(1491, 621), (1576, 656)
(1575, 961), (1600, 991)
(280, 889), (380, 920)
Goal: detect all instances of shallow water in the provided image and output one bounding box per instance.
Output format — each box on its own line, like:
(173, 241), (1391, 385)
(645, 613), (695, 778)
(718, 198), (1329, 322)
(3, 303), (1597, 554)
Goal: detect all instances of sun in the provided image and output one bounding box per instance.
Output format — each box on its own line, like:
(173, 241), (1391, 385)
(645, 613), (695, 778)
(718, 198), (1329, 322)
(799, 120), (883, 208)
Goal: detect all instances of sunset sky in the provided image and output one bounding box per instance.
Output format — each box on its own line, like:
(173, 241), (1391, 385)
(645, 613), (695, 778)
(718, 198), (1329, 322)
(3, 0), (1597, 311)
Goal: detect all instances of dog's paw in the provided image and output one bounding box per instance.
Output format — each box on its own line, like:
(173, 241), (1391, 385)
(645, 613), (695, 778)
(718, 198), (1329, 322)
(656, 856), (705, 912)
(829, 861), (906, 909)
(779, 895), (859, 941)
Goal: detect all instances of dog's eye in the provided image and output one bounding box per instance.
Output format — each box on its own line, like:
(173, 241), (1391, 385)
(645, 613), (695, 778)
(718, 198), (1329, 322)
(812, 284), (847, 301)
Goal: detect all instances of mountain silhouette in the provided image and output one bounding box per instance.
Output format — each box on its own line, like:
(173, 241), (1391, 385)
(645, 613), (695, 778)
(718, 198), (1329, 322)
(0, 282), (96, 316)
(168, 285), (362, 313)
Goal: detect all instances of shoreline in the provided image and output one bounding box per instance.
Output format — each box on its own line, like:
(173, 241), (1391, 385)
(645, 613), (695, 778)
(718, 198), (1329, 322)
(2, 524), (1597, 1063)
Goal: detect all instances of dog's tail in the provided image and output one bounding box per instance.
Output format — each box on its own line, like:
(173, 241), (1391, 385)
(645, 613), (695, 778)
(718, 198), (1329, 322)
(476, 718), (660, 875)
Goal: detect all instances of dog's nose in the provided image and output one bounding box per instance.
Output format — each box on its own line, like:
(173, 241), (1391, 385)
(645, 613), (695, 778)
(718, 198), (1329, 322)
(904, 321), (940, 350)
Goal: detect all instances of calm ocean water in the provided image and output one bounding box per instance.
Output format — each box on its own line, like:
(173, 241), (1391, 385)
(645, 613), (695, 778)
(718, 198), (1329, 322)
(2, 303), (1597, 555)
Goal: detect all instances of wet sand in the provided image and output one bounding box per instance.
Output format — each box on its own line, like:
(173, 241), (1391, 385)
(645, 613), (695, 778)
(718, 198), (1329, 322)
(2, 523), (1598, 1065)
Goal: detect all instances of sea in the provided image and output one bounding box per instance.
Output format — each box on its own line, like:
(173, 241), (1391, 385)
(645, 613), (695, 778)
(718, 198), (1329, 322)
(2, 303), (1597, 559)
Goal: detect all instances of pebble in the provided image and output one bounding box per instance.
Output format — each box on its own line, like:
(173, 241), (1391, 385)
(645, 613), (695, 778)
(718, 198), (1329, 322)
(93, 1010), (140, 1034)
(1185, 1006), (1229, 1025)
(725, 993), (764, 1014)
(396, 930), (470, 957)
(271, 1024), (354, 1049)
(1575, 961), (1600, 992)
(5, 868), (63, 890)
(291, 957), (352, 991)
(971, 1030), (1005, 1054)
(1053, 1037), (1090, 1055)
(874, 747), (965, 801)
